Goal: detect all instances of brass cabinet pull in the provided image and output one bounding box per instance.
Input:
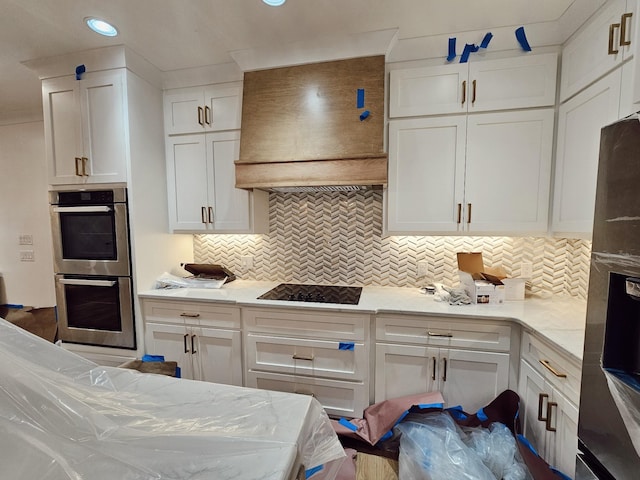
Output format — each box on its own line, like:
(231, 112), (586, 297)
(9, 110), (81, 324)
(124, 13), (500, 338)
(461, 80), (467, 106)
(428, 331), (453, 338)
(442, 357), (448, 382)
(539, 359), (567, 378)
(431, 356), (437, 381)
(457, 203), (462, 224)
(545, 401), (557, 432)
(292, 354), (314, 361)
(467, 203), (472, 224)
(197, 106), (204, 126)
(183, 333), (189, 353)
(537, 393), (549, 421)
(472, 79), (477, 105)
(205, 105), (212, 125)
(208, 206), (214, 224)
(621, 13), (633, 46)
(81, 157), (89, 176)
(180, 312), (200, 318)
(201, 206), (207, 224)
(191, 334), (197, 354)
(609, 23), (621, 54)
(75, 157), (82, 176)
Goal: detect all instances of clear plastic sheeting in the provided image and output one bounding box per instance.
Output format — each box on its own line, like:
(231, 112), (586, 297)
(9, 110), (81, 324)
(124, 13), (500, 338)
(154, 271), (227, 289)
(603, 367), (640, 458)
(0, 318), (345, 480)
(395, 412), (530, 480)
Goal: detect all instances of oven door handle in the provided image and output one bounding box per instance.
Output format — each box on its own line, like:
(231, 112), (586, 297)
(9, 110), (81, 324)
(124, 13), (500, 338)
(52, 206), (113, 213)
(58, 278), (116, 287)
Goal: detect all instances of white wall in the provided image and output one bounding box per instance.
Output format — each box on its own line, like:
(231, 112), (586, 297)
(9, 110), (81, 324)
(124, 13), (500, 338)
(0, 121), (56, 307)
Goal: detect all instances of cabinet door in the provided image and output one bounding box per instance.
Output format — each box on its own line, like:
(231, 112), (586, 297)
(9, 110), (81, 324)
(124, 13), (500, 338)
(42, 76), (83, 185)
(206, 131), (252, 231)
(560, 0), (630, 101)
(389, 63), (468, 117)
(144, 322), (194, 379)
(79, 70), (128, 184)
(203, 84), (242, 131)
(166, 134), (210, 231)
(468, 53), (557, 112)
(552, 69), (622, 235)
(518, 360), (549, 460)
(375, 343), (439, 403)
(163, 89), (206, 135)
(386, 116), (466, 233)
(545, 386), (579, 478)
(192, 326), (242, 386)
(439, 349), (510, 413)
(464, 109), (554, 234)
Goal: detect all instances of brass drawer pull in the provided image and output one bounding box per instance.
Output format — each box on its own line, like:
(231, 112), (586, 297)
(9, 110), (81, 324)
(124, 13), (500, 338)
(294, 390), (315, 397)
(292, 354), (314, 361)
(191, 334), (197, 354)
(472, 79), (477, 105)
(461, 80), (467, 106)
(457, 203), (462, 224)
(183, 333), (189, 353)
(428, 331), (453, 338)
(621, 13), (633, 46)
(537, 393), (549, 421)
(205, 105), (212, 125)
(431, 356), (436, 381)
(197, 106), (204, 126)
(180, 312), (200, 318)
(539, 359), (567, 378)
(75, 157), (82, 176)
(442, 357), (448, 382)
(609, 23), (621, 54)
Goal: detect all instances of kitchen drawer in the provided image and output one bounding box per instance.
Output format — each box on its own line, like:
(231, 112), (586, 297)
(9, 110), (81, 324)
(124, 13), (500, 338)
(142, 299), (241, 329)
(242, 307), (369, 341)
(245, 370), (368, 418)
(376, 314), (511, 352)
(246, 333), (367, 381)
(521, 331), (581, 403)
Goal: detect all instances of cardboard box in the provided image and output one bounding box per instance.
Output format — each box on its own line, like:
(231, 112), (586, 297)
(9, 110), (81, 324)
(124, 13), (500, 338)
(457, 252), (507, 304)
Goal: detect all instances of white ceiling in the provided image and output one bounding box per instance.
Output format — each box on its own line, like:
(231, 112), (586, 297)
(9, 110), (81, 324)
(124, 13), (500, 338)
(0, 0), (604, 124)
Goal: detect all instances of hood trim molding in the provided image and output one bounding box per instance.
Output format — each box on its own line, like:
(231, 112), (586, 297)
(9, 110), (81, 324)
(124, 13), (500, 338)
(235, 155), (387, 190)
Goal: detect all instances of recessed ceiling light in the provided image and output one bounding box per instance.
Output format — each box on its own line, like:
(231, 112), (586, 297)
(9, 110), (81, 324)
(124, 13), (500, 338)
(263, 0), (286, 6)
(85, 17), (118, 37)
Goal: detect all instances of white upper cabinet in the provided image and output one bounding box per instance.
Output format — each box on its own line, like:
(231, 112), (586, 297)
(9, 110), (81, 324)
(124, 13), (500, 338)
(387, 109), (554, 235)
(164, 82), (242, 135)
(42, 70), (128, 185)
(389, 53), (558, 118)
(560, 0), (636, 102)
(166, 130), (268, 233)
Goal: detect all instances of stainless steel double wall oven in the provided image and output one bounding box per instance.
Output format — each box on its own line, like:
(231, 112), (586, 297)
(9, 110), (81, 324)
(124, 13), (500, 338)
(50, 187), (135, 349)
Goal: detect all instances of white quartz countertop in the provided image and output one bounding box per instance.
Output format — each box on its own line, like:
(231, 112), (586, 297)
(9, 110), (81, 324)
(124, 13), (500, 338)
(138, 280), (587, 362)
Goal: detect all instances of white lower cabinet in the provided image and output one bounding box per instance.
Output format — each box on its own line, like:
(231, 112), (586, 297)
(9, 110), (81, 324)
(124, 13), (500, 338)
(374, 314), (512, 412)
(518, 332), (581, 478)
(142, 299), (242, 386)
(242, 307), (371, 418)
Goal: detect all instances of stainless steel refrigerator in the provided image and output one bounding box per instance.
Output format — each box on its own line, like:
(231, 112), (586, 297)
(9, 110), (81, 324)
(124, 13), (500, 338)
(577, 114), (640, 479)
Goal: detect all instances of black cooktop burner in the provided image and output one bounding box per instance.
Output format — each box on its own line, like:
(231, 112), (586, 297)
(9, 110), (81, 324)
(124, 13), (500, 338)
(257, 283), (362, 305)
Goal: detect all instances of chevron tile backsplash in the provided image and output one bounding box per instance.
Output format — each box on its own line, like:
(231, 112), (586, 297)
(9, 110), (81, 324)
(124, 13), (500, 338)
(195, 190), (591, 299)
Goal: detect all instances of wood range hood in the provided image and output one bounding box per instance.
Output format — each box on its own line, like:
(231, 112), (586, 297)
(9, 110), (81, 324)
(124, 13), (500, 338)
(235, 56), (387, 192)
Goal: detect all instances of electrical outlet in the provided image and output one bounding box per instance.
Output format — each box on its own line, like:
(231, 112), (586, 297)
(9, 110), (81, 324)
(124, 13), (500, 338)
(20, 250), (35, 262)
(240, 255), (254, 270)
(521, 262), (533, 279)
(417, 261), (429, 278)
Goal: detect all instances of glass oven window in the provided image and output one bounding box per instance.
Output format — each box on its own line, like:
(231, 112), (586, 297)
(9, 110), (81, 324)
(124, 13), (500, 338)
(64, 279), (122, 332)
(60, 212), (117, 260)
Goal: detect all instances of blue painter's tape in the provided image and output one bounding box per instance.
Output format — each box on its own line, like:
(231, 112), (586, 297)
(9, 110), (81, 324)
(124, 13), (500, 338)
(175, 366), (181, 378)
(379, 430), (393, 442)
(460, 43), (479, 63)
(515, 26), (532, 52)
(417, 402), (444, 410)
(338, 417), (359, 432)
(479, 32), (493, 49)
(356, 88), (365, 108)
(359, 110), (370, 121)
(447, 37), (457, 62)
(339, 342), (355, 351)
(306, 465), (324, 479)
(446, 405), (467, 420)
(2, 304), (24, 309)
(476, 408), (489, 421)
(517, 434), (539, 456)
(142, 354), (165, 362)
(75, 64), (86, 80)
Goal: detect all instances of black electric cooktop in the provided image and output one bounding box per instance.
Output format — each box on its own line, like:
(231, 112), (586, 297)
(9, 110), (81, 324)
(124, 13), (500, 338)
(257, 283), (362, 305)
